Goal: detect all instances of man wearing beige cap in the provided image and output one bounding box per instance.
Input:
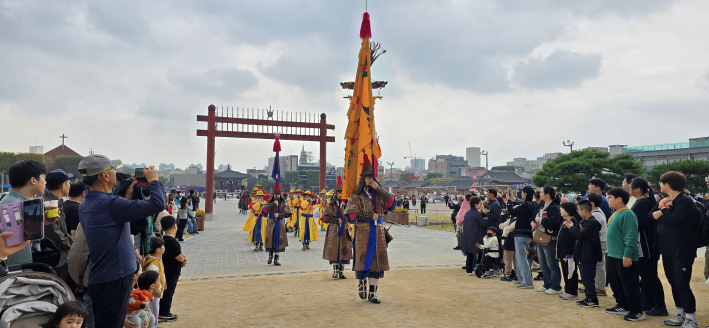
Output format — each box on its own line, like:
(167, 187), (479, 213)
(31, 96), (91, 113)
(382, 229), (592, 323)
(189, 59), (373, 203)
(78, 154), (165, 328)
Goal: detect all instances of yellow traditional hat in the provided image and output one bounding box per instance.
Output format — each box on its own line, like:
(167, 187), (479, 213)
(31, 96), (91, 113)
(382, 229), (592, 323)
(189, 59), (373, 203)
(326, 191), (334, 196)
(303, 190), (313, 197)
(320, 189), (326, 194)
(255, 190), (266, 196)
(295, 189), (303, 194)
(289, 189), (295, 193)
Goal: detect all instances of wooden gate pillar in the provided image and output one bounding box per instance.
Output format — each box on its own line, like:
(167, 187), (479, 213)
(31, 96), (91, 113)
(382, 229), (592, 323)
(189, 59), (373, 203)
(205, 105), (216, 220)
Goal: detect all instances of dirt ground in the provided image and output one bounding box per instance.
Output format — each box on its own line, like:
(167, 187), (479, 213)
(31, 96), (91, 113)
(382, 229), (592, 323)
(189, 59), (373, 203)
(162, 260), (709, 327)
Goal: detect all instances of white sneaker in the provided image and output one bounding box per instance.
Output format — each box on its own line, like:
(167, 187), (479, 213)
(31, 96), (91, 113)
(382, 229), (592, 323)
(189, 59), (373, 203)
(466, 273), (472, 276)
(545, 288), (563, 295)
(536, 286), (547, 292)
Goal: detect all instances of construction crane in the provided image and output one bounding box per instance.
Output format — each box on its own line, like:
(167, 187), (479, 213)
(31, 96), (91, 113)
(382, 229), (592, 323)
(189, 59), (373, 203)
(404, 142), (433, 173)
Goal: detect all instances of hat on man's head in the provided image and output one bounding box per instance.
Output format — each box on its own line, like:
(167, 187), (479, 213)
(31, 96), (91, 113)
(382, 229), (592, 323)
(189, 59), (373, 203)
(46, 169), (75, 187)
(78, 154), (122, 177)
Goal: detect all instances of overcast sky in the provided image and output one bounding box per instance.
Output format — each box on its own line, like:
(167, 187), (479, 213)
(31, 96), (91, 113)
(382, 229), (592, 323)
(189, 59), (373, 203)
(2, 0), (708, 171)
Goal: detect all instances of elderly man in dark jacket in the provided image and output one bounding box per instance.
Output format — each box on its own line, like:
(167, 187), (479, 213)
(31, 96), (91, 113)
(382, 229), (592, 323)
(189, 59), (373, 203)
(462, 196), (488, 275)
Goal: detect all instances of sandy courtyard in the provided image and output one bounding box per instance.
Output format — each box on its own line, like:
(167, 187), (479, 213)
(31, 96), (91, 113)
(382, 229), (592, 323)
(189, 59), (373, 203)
(161, 260), (709, 327)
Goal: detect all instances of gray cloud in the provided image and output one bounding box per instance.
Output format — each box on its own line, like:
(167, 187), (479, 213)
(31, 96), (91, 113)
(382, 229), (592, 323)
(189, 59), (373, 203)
(168, 67), (258, 97)
(511, 50), (602, 90)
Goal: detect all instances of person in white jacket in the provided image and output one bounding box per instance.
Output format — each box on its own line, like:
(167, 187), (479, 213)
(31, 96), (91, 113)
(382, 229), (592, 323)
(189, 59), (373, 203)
(477, 228), (500, 278)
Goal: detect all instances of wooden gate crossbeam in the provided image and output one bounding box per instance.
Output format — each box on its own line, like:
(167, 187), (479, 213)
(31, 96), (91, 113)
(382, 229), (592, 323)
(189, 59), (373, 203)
(197, 115), (335, 130)
(197, 130), (335, 142)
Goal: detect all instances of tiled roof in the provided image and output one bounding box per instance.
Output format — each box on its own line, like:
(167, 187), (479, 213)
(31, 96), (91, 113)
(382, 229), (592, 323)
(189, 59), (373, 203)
(383, 181), (405, 188)
(486, 171), (529, 184)
(214, 169), (251, 180)
(402, 180), (429, 188)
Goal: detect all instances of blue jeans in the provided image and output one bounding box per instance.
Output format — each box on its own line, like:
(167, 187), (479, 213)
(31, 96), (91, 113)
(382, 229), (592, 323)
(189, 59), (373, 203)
(187, 218), (196, 233)
(537, 240), (562, 291)
(514, 236), (534, 286)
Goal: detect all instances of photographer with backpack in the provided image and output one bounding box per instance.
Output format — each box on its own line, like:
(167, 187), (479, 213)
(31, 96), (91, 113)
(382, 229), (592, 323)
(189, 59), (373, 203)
(653, 171), (698, 328)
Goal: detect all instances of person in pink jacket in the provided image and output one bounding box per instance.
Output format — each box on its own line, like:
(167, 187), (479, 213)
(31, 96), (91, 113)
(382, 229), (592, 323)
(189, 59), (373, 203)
(455, 194), (472, 251)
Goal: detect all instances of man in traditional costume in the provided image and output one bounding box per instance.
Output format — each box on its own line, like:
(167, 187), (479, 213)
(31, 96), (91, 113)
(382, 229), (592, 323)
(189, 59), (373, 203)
(288, 189), (302, 233)
(322, 177), (352, 279)
(298, 191), (319, 250)
(262, 186), (291, 266)
(317, 189), (327, 231)
(344, 159), (394, 304)
(243, 190), (266, 251)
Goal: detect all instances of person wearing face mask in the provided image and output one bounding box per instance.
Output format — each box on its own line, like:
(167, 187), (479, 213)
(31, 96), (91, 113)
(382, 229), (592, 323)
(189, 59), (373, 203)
(476, 228), (500, 278)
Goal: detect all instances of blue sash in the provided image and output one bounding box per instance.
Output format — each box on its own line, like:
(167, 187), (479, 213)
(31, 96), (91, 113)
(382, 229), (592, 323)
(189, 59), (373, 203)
(253, 212), (263, 244)
(271, 205), (281, 251)
(336, 205), (346, 237)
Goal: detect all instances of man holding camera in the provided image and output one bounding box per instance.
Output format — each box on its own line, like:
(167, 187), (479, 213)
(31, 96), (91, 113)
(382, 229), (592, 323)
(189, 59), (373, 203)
(78, 155), (165, 328)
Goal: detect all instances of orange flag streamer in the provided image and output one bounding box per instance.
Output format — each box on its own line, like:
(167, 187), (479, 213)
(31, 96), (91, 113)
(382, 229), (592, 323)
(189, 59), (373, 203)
(343, 12), (382, 200)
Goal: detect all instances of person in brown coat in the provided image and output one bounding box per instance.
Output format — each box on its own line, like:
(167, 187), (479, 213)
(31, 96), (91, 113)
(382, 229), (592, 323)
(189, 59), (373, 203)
(321, 177), (352, 279)
(344, 158), (395, 304)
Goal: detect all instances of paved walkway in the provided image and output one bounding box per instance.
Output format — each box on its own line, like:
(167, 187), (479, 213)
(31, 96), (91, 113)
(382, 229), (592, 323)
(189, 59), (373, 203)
(178, 200), (462, 281)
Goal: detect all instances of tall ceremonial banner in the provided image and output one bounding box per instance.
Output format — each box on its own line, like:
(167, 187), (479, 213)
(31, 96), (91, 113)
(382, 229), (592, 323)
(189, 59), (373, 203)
(343, 12), (382, 200)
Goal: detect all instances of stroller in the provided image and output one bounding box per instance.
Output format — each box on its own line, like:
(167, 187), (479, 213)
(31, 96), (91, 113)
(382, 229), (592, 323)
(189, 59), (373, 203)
(0, 263), (74, 328)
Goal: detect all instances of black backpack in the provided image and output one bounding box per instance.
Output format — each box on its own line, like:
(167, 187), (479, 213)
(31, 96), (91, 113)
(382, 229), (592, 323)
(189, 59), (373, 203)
(690, 199), (709, 248)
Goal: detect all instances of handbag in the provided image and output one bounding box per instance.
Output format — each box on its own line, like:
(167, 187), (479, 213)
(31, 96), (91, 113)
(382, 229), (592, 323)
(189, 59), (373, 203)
(533, 230), (552, 247)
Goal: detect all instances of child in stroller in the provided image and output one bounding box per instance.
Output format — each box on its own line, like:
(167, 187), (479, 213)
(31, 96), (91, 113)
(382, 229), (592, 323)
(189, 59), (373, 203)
(475, 228), (504, 278)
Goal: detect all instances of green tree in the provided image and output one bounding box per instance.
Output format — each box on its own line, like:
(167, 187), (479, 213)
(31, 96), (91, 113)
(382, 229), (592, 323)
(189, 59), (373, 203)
(400, 172), (414, 181)
(283, 171), (301, 189)
(532, 150), (644, 193)
(256, 178), (275, 190)
(118, 165), (134, 174)
(15, 153), (45, 164)
(158, 176), (167, 184)
(0, 152), (17, 191)
(426, 172), (443, 180)
(491, 165), (523, 172)
(306, 170), (319, 186)
(647, 159), (709, 194)
(55, 156), (83, 178)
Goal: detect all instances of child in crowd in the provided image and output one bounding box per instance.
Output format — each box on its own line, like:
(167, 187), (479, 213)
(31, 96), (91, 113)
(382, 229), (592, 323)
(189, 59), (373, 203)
(586, 193), (608, 297)
(477, 228), (499, 278)
(42, 301), (86, 328)
(144, 236), (167, 328)
(127, 271), (160, 328)
(567, 199), (602, 308)
(159, 215), (187, 323)
(557, 202), (580, 300)
(604, 188), (643, 322)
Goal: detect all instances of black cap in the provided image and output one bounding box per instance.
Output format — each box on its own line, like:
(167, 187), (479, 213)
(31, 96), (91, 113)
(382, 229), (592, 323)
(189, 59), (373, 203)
(46, 169), (75, 187)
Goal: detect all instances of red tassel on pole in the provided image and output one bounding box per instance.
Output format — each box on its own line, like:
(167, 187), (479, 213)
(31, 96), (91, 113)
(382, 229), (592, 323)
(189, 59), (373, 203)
(273, 136), (281, 152)
(360, 12), (371, 39)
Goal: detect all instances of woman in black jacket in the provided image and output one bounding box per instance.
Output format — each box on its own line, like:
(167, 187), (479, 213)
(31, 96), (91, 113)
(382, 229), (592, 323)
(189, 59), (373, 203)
(630, 177), (667, 316)
(462, 196), (488, 275)
(510, 186), (537, 288)
(653, 172), (698, 326)
(532, 185), (562, 294)
(557, 202), (580, 300)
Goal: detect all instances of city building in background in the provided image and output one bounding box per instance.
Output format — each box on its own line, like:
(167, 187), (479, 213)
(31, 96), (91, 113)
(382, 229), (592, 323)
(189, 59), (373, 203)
(428, 155), (467, 179)
(610, 136), (709, 169)
(466, 147), (481, 168)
